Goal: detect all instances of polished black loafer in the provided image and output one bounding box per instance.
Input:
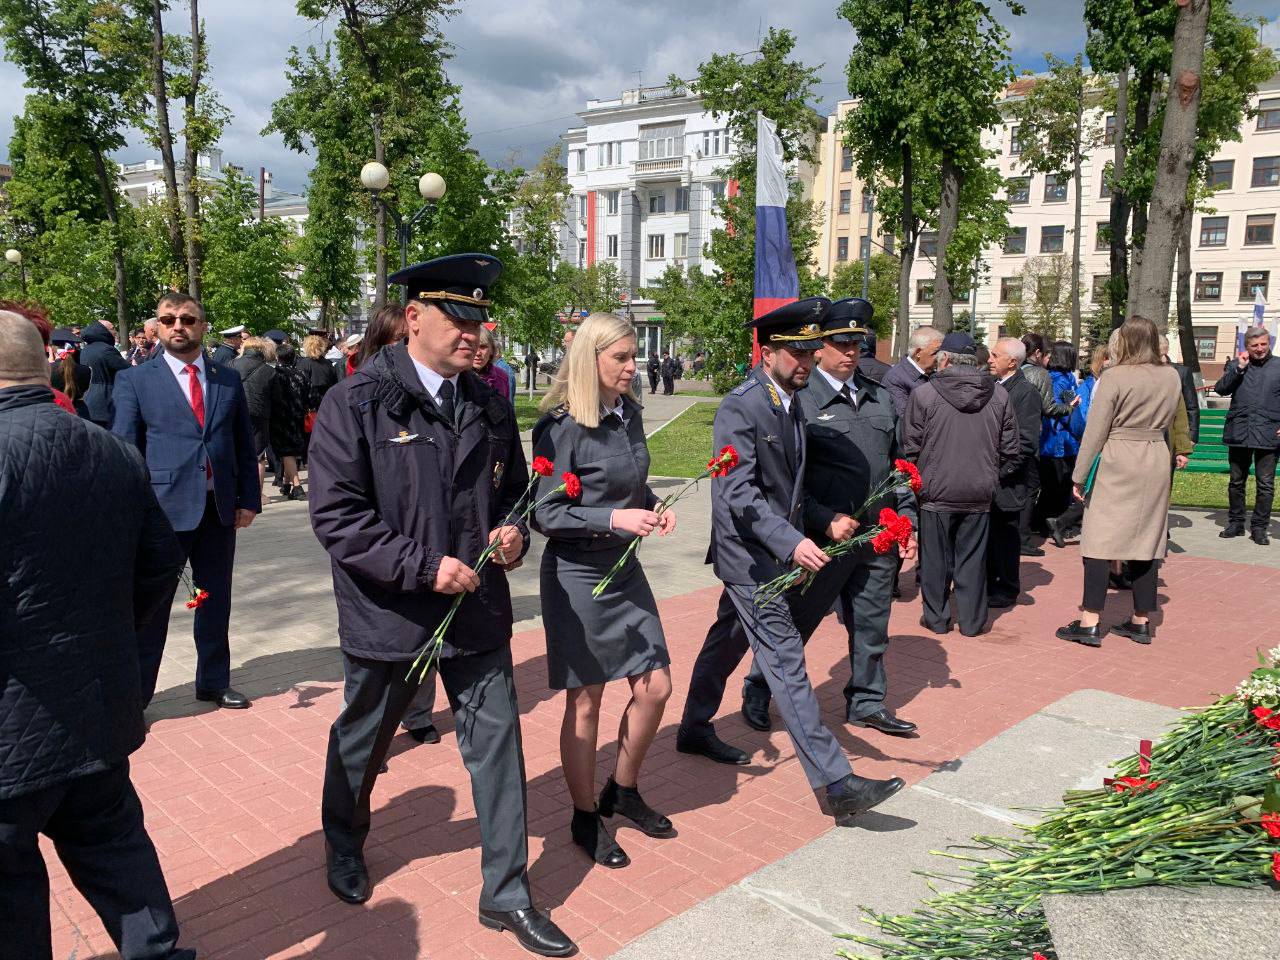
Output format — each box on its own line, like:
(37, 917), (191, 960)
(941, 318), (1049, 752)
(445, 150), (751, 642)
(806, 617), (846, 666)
(1112, 619), (1152, 644)
(1219, 526), (1246, 539)
(1020, 545), (1045, 557)
(325, 844), (370, 904)
(849, 708), (917, 737)
(478, 907), (576, 957)
(740, 684), (772, 732)
(1056, 620), (1105, 647)
(407, 724), (441, 744)
(827, 773), (905, 826)
(195, 687), (250, 709)
(1252, 530), (1271, 546)
(675, 731), (749, 765)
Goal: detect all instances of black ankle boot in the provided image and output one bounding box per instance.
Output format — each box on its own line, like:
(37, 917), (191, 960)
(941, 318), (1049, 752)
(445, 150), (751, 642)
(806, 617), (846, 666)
(599, 777), (674, 837)
(570, 807), (629, 868)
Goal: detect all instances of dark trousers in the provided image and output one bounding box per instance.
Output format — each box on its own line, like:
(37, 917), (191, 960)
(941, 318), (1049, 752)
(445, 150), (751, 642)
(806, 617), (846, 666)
(1035, 455), (1076, 528)
(136, 495), (236, 704)
(744, 545), (896, 720)
(0, 761), (193, 960)
(987, 506), (1022, 601)
(648, 370), (659, 394)
(661, 374), (674, 395)
(919, 509), (990, 635)
(1054, 498), (1085, 537)
(1227, 446), (1278, 531)
(1017, 466), (1041, 547)
(321, 646), (532, 911)
(1083, 557), (1157, 613)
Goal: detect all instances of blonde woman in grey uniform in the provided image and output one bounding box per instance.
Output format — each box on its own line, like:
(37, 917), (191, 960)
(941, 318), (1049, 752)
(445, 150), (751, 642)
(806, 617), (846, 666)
(531, 313), (676, 869)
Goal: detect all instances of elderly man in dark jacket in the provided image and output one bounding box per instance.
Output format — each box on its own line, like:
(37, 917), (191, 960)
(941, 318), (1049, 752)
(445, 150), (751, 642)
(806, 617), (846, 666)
(882, 324), (942, 415)
(0, 313), (193, 960)
(903, 332), (1019, 636)
(987, 337), (1039, 607)
(79, 318), (130, 426)
(308, 254), (573, 957)
(1216, 325), (1280, 544)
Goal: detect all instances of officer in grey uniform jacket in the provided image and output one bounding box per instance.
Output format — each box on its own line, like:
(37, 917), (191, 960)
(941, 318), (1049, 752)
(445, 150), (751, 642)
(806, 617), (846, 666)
(676, 299), (905, 824)
(739, 299), (918, 737)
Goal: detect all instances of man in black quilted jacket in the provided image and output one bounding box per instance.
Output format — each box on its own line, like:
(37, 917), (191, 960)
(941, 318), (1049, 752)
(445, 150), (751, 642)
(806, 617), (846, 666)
(0, 312), (195, 960)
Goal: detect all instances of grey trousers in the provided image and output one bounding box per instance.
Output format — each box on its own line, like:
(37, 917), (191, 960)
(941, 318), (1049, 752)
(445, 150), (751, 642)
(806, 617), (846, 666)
(745, 545), (896, 719)
(401, 667), (438, 730)
(321, 646), (532, 911)
(919, 509), (990, 635)
(680, 583), (852, 790)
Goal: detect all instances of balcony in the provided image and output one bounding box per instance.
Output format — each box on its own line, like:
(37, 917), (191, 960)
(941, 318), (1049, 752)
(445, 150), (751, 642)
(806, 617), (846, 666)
(632, 156), (688, 184)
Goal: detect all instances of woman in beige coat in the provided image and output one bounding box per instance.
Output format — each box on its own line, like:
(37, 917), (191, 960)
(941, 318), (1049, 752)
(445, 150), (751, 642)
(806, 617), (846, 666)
(1057, 317), (1187, 647)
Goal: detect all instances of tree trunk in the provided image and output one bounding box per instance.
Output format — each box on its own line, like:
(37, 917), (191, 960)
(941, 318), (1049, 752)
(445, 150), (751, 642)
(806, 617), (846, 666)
(897, 141), (914, 357)
(183, 0), (203, 300)
(150, 0), (185, 272)
(1070, 95), (1084, 348)
(931, 149), (962, 334)
(1125, 67), (1159, 314)
(372, 118), (388, 310)
(1109, 65), (1131, 330)
(1127, 0), (1210, 326)
(88, 143), (129, 339)
(1176, 207), (1199, 373)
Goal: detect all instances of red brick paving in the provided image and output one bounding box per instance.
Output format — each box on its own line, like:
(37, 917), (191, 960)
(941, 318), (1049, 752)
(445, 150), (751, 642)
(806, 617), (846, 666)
(48, 548), (1280, 959)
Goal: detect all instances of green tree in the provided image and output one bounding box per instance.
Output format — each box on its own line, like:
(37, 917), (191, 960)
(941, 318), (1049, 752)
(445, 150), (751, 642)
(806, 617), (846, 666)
(1001, 255), (1074, 340)
(297, 162), (360, 330)
(643, 265), (739, 392)
(826, 253), (899, 338)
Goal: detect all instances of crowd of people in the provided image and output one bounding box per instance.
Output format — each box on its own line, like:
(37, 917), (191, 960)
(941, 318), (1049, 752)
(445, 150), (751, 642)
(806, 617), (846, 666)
(2, 243), (1270, 959)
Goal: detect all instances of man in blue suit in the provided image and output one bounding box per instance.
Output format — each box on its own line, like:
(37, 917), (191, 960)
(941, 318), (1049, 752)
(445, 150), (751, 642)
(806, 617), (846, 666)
(113, 292), (261, 709)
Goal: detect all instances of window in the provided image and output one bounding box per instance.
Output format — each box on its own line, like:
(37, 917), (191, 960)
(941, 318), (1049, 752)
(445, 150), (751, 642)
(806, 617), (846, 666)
(638, 123), (684, 161)
(836, 236), (849, 261)
(596, 141), (622, 166)
(1195, 272), (1222, 301)
(1246, 214), (1275, 246)
(1208, 159), (1234, 190)
(1092, 275), (1110, 301)
(573, 149), (585, 172)
(1000, 277), (1023, 304)
(1100, 162), (1113, 199)
(606, 234), (619, 258)
(577, 239), (586, 265)
(1104, 114), (1116, 146)
(1258, 99), (1280, 131)
(673, 232), (688, 259)
(1252, 156), (1280, 187)
(1037, 276), (1061, 303)
(1004, 227), (1027, 255)
(1199, 215), (1228, 247)
(1241, 270), (1270, 300)
(1010, 125), (1024, 155)
(881, 234), (895, 255)
(577, 195), (587, 220)
(919, 231), (938, 257)
(1007, 176), (1030, 204)
(841, 145), (853, 172)
(1040, 225), (1065, 253)
(709, 181), (726, 201)
(916, 279), (934, 304)
(862, 192), (873, 213)
(1193, 325), (1219, 360)
(859, 236), (871, 259)
(648, 192), (667, 214)
(647, 234), (665, 259)
(606, 190), (620, 215)
(1043, 173), (1068, 202)
(675, 187), (690, 213)
(1096, 219), (1111, 251)
(701, 128), (731, 157)
(839, 189), (851, 215)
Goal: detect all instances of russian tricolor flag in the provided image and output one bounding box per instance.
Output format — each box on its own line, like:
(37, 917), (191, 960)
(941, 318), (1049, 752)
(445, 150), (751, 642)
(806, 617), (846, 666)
(1237, 289), (1269, 353)
(753, 113), (799, 364)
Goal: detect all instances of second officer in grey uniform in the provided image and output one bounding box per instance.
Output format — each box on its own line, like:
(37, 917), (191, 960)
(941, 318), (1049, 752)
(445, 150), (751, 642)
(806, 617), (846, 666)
(675, 299), (905, 823)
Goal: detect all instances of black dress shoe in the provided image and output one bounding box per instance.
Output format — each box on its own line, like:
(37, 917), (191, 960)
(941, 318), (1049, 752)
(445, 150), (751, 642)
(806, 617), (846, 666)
(570, 807), (629, 868)
(849, 708), (917, 737)
(1252, 529), (1270, 546)
(478, 907), (576, 957)
(826, 773), (905, 825)
(1112, 619), (1152, 644)
(987, 594), (1017, 609)
(918, 616), (952, 636)
(675, 731), (749, 765)
(407, 723), (441, 744)
(1020, 545), (1045, 557)
(1220, 526), (1246, 539)
(325, 844), (370, 904)
(195, 687), (250, 709)
(1046, 516), (1067, 549)
(740, 683), (772, 731)
(1056, 620), (1105, 647)
(599, 777), (674, 837)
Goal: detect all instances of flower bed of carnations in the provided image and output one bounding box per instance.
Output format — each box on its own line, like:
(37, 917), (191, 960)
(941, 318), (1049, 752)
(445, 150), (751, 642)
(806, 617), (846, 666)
(840, 648), (1280, 960)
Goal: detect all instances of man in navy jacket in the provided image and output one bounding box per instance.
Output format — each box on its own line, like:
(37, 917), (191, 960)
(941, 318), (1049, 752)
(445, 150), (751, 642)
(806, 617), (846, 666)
(113, 292), (261, 709)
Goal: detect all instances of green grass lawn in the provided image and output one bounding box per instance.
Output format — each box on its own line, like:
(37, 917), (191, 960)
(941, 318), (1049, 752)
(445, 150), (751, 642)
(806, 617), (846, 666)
(513, 395), (543, 432)
(648, 403), (720, 477)
(1171, 471), (1250, 510)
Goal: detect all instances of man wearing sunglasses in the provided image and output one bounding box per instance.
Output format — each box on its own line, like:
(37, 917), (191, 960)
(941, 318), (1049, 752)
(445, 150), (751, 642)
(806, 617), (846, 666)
(113, 292), (261, 710)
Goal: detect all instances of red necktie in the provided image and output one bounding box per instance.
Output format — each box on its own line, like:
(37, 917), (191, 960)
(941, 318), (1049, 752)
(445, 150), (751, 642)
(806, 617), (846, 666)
(186, 364), (211, 479)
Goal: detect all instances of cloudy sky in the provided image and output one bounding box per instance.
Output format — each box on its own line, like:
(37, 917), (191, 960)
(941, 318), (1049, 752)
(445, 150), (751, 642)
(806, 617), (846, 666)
(2, 0), (1279, 194)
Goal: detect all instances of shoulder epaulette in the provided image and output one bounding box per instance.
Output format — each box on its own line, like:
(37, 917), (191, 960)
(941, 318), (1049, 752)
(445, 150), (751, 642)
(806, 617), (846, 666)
(730, 379), (759, 397)
(547, 404), (570, 422)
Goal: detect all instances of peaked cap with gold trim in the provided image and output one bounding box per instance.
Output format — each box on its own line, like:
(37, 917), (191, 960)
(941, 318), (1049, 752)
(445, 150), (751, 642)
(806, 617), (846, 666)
(819, 297), (874, 342)
(390, 252), (503, 322)
(747, 296), (830, 350)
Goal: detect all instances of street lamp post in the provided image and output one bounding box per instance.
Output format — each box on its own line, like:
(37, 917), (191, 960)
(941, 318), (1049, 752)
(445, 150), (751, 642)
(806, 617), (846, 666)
(360, 162), (447, 304)
(4, 248), (27, 297)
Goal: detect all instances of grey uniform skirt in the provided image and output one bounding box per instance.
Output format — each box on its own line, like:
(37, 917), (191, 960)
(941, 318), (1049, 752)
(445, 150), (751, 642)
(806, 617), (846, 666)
(540, 540), (669, 690)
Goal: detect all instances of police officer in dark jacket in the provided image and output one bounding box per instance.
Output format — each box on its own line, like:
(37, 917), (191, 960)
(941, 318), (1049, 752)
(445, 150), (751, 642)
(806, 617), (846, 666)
(739, 298), (918, 737)
(676, 299), (904, 825)
(307, 254), (574, 957)
(1216, 325), (1280, 543)
(211, 325), (245, 367)
(987, 337), (1039, 606)
(0, 314), (193, 960)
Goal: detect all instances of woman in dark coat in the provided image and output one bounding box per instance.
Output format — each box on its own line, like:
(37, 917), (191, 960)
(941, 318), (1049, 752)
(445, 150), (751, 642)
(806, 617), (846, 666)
(531, 312), (677, 870)
(270, 341), (309, 500)
(297, 334), (340, 464)
(232, 337), (276, 494)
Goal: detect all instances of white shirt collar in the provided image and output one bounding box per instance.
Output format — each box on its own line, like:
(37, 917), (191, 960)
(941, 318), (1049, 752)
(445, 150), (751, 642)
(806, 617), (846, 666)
(163, 351), (204, 376)
(764, 370), (792, 413)
(816, 365), (856, 394)
(908, 357), (927, 377)
(408, 354), (459, 402)
(998, 371), (1015, 384)
(602, 395), (626, 421)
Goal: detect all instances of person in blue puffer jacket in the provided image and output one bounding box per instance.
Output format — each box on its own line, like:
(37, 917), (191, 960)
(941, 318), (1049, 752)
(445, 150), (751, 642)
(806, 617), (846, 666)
(1035, 341), (1081, 530)
(1048, 343), (1108, 546)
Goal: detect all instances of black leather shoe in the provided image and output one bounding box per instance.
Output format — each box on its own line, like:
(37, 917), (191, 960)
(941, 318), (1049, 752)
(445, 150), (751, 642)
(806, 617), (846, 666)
(740, 683), (772, 731)
(918, 616), (952, 636)
(827, 773), (905, 825)
(325, 844), (370, 904)
(599, 777), (674, 837)
(676, 731), (749, 765)
(570, 807), (628, 868)
(849, 708), (917, 737)
(1252, 529), (1270, 546)
(1220, 526), (1246, 539)
(479, 907), (576, 957)
(1112, 619), (1152, 644)
(407, 724), (441, 744)
(195, 687), (250, 709)
(1047, 516), (1067, 549)
(1020, 545), (1045, 557)
(1057, 620), (1105, 647)
(987, 594), (1017, 609)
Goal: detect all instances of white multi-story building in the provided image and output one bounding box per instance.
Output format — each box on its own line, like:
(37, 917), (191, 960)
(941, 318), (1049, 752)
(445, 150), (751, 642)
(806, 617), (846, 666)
(118, 147), (227, 206)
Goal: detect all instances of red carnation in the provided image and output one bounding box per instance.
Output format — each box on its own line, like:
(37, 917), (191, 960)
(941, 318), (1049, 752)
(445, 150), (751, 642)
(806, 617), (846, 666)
(879, 507), (899, 527)
(1253, 706), (1280, 731)
(1261, 812), (1280, 839)
(707, 444), (740, 478)
(562, 472), (582, 499)
(1273, 852), (1280, 884)
(531, 455), (554, 477)
(871, 529), (897, 554)
(1111, 776), (1161, 793)
(891, 514), (914, 548)
(185, 588), (209, 610)
(1033, 954), (1049, 960)
(894, 458), (923, 493)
